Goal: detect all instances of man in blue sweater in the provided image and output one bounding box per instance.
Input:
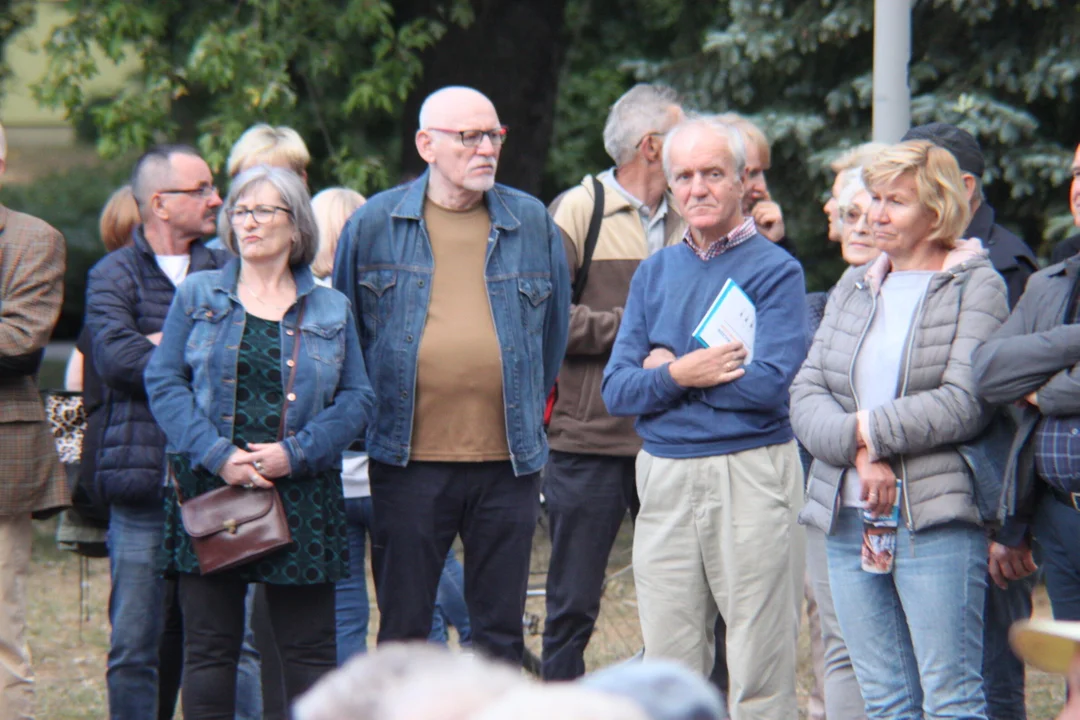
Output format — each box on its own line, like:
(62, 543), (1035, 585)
(601, 116), (806, 719)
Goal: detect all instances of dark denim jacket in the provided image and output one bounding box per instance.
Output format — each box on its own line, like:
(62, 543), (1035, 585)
(333, 170), (571, 476)
(145, 259), (374, 476)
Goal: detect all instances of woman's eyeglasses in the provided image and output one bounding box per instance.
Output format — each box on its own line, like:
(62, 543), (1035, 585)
(229, 205), (293, 225)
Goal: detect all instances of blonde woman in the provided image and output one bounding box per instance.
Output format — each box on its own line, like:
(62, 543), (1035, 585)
(310, 188), (365, 285)
(791, 141), (1009, 718)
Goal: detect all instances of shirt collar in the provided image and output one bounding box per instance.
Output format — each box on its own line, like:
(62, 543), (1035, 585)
(681, 217), (756, 261)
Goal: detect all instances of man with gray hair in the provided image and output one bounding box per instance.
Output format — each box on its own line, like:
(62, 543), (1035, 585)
(85, 144), (231, 718)
(542, 82), (683, 681)
(602, 116), (806, 717)
(0, 122), (69, 720)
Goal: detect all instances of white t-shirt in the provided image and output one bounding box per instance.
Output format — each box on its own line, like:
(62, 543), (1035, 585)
(341, 451), (370, 499)
(842, 270), (935, 507)
(155, 254), (191, 287)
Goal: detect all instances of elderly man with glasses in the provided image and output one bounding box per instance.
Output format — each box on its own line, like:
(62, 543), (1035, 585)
(333, 85), (570, 665)
(85, 144), (231, 719)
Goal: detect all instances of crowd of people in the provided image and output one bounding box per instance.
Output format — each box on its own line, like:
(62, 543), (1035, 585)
(1, 78), (1079, 720)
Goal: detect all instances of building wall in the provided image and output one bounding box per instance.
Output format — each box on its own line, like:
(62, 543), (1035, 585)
(2, 0), (138, 145)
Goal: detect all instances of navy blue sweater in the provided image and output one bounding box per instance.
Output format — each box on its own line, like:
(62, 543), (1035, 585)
(601, 234), (807, 459)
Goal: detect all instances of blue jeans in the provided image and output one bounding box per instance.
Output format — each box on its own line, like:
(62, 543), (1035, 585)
(982, 570), (1035, 720)
(107, 504), (263, 719)
(108, 504), (169, 719)
(335, 496), (470, 664)
(335, 497), (375, 664)
(1034, 492), (1080, 622)
(826, 509), (988, 720)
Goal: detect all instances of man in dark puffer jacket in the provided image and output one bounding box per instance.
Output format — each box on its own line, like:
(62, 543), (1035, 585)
(86, 145), (226, 719)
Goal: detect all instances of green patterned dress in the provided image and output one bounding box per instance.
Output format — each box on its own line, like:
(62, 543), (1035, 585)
(161, 314), (349, 584)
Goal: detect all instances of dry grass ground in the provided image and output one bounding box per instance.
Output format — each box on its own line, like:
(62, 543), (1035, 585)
(27, 517), (1068, 719)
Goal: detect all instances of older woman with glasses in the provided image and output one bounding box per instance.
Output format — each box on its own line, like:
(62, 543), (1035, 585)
(145, 165), (374, 719)
(791, 141), (1009, 719)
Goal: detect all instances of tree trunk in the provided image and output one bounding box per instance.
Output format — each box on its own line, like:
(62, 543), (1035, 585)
(400, 0), (568, 198)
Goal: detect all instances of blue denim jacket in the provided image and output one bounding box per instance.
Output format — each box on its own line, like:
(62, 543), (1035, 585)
(332, 170), (570, 476)
(145, 259), (374, 476)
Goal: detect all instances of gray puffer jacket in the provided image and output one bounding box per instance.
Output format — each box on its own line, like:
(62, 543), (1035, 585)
(791, 250), (1009, 534)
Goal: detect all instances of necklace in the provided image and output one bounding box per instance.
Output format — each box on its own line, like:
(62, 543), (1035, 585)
(239, 278), (295, 312)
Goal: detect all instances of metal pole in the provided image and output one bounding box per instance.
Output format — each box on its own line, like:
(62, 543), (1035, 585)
(872, 0), (912, 143)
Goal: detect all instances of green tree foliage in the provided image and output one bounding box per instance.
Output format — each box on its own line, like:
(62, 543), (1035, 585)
(33, 0), (473, 193)
(0, 0), (36, 95)
(624, 0), (1080, 288)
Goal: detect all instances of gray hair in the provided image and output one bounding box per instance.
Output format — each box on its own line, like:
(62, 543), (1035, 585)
(836, 167), (868, 210)
(292, 643), (527, 720)
(662, 115), (747, 183)
(602, 84), (680, 166)
(217, 165), (318, 267)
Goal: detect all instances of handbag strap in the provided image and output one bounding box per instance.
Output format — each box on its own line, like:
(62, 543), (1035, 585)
(278, 297), (306, 442)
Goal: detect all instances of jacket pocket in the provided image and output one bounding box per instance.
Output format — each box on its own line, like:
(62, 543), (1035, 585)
(357, 270), (397, 342)
(301, 320), (346, 367)
(517, 277), (552, 336)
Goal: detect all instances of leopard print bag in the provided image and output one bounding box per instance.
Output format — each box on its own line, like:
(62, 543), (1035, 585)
(42, 390), (87, 465)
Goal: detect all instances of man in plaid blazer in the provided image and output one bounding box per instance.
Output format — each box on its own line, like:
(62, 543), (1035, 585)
(0, 122), (69, 720)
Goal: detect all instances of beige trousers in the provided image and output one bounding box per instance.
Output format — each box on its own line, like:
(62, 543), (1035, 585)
(0, 514), (33, 720)
(634, 442), (803, 720)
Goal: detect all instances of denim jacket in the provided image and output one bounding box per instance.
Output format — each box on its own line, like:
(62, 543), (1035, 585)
(145, 259), (374, 477)
(332, 170), (571, 476)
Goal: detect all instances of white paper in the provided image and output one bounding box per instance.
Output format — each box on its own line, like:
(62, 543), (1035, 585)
(691, 278), (756, 363)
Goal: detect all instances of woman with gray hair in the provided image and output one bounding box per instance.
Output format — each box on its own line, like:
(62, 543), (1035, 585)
(145, 165), (374, 719)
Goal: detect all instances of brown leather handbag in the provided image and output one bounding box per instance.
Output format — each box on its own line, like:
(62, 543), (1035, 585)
(171, 299), (306, 575)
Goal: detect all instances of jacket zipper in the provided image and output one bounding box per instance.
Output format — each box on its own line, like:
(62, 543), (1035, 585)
(894, 275), (939, 532)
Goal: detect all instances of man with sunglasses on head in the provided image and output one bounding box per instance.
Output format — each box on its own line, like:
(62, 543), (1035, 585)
(334, 85), (570, 665)
(85, 145), (229, 719)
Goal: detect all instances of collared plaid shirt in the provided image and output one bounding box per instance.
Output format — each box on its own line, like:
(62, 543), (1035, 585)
(1034, 297), (1080, 492)
(681, 217), (757, 262)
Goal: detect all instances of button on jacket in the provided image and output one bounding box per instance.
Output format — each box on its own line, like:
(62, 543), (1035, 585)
(333, 170), (571, 477)
(144, 259), (374, 477)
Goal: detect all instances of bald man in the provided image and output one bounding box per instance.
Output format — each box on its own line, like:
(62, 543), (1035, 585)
(333, 86), (570, 664)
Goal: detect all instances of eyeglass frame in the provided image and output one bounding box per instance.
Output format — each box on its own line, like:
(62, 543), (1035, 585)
(424, 126), (509, 148)
(156, 184), (219, 198)
(228, 205), (294, 225)
(840, 205), (872, 227)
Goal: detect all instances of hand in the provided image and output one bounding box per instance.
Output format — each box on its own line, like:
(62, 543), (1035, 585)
(855, 447), (896, 518)
(219, 448), (275, 489)
(145, 332), (164, 346)
(245, 442), (292, 479)
(987, 540), (1037, 590)
(752, 201), (786, 243)
(1065, 654), (1080, 720)
(643, 347), (677, 370)
(668, 342), (747, 388)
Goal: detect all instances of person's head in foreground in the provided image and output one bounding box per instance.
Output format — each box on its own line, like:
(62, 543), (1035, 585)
(471, 685), (649, 720)
(291, 643), (526, 720)
(1010, 619), (1080, 720)
(580, 659), (727, 720)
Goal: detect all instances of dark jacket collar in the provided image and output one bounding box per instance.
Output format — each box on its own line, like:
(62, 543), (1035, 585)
(965, 202), (996, 245)
(133, 225), (219, 273)
(390, 168), (522, 231)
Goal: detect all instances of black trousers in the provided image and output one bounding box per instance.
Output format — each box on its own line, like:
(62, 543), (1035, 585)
(176, 574), (336, 720)
(541, 451), (638, 680)
(370, 460), (540, 664)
